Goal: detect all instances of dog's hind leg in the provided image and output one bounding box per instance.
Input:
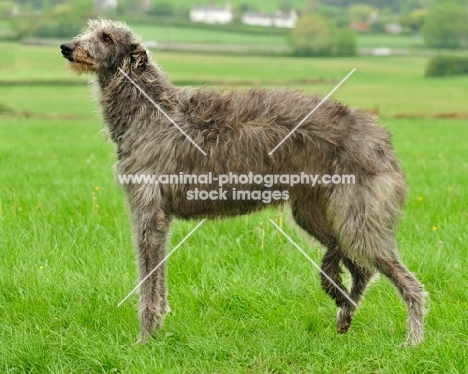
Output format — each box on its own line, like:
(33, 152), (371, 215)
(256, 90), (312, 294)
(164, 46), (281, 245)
(329, 178), (425, 344)
(337, 256), (375, 333)
(320, 243), (353, 311)
(373, 255), (425, 345)
(290, 195), (356, 332)
(340, 226), (425, 345)
(132, 207), (170, 343)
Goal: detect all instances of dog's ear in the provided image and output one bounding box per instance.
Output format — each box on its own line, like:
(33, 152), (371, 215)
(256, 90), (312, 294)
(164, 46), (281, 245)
(130, 43), (148, 75)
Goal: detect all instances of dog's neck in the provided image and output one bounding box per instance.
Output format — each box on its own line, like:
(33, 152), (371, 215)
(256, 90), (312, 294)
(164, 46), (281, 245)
(95, 60), (175, 144)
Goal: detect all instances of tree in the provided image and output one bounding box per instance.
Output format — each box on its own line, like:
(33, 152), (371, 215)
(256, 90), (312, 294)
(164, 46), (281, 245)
(290, 14), (335, 56)
(0, 0), (15, 16)
(13, 0), (42, 10)
(436, 0), (468, 6)
(422, 2), (468, 49)
(239, 3), (257, 13)
(11, 0), (94, 38)
(334, 28), (357, 56)
(306, 0), (319, 13)
(118, 0), (146, 15)
(425, 55), (468, 76)
(399, 9), (427, 33)
(348, 4), (375, 22)
(149, 2), (174, 16)
(290, 13), (357, 57)
(400, 0), (427, 14)
(279, 0), (293, 13)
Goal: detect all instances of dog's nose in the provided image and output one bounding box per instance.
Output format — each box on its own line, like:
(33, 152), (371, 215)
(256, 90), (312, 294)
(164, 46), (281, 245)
(60, 43), (74, 56)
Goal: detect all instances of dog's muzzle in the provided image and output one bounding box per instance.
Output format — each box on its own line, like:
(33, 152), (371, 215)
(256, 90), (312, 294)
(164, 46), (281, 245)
(60, 43), (74, 61)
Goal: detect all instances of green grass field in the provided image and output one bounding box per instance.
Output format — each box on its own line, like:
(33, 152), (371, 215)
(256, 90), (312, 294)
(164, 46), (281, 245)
(0, 18), (432, 53)
(129, 25), (424, 50)
(128, 25), (425, 50)
(136, 0), (309, 12)
(1, 42), (467, 373)
(129, 24), (288, 45)
(2, 43), (468, 117)
(357, 34), (423, 49)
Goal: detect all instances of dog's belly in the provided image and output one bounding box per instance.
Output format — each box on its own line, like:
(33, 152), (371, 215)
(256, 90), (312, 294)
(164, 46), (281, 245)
(162, 184), (287, 219)
(169, 199), (284, 219)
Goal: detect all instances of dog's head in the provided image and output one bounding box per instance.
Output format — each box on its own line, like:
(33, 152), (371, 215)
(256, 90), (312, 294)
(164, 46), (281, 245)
(60, 19), (148, 76)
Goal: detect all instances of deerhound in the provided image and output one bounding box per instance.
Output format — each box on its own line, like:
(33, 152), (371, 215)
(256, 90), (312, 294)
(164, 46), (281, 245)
(60, 19), (425, 345)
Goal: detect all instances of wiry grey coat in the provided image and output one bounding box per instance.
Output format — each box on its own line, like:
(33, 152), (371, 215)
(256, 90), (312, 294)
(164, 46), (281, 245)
(60, 19), (425, 345)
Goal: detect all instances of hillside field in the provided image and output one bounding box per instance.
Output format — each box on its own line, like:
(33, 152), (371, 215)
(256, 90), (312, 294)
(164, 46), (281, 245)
(0, 42), (467, 373)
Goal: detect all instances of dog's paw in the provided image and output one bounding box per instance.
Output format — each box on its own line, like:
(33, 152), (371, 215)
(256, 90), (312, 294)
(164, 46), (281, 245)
(162, 304), (171, 314)
(403, 331), (424, 347)
(136, 333), (151, 345)
(336, 309), (353, 334)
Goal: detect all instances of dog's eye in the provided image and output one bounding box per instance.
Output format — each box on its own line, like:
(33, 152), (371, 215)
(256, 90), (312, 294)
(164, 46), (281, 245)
(102, 34), (112, 43)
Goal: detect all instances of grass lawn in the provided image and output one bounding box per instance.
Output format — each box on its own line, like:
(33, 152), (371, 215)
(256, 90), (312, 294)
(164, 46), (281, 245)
(358, 34), (424, 49)
(128, 24), (288, 45)
(0, 42), (467, 372)
(0, 20), (9, 30)
(130, 0), (307, 13)
(1, 19), (432, 52)
(1, 43), (468, 117)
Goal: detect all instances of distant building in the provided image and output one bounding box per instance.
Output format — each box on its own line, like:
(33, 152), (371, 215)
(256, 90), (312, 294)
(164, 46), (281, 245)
(385, 23), (402, 35)
(350, 21), (369, 32)
(242, 12), (273, 27)
(369, 10), (378, 24)
(242, 10), (298, 28)
(274, 10), (298, 28)
(372, 47), (392, 56)
(190, 4), (233, 25)
(95, 0), (117, 11)
(142, 0), (151, 11)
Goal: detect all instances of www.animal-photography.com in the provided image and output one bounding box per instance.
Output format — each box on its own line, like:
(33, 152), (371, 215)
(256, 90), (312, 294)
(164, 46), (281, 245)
(1, 1), (468, 372)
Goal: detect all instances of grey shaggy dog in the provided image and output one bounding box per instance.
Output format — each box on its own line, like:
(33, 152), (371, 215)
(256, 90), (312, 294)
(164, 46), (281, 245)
(61, 19), (425, 345)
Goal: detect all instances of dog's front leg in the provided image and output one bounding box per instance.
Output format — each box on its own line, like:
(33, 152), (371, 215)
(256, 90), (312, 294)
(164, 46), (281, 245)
(132, 207), (170, 343)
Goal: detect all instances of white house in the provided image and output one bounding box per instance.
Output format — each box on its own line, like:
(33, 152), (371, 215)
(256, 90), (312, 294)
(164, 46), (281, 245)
(242, 10), (298, 28)
(242, 12), (274, 27)
(95, 0), (117, 11)
(273, 10), (298, 28)
(385, 23), (403, 35)
(190, 4), (233, 25)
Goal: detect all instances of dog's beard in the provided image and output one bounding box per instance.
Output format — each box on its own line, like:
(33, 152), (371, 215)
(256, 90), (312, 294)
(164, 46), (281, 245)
(66, 49), (96, 75)
(68, 61), (96, 75)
